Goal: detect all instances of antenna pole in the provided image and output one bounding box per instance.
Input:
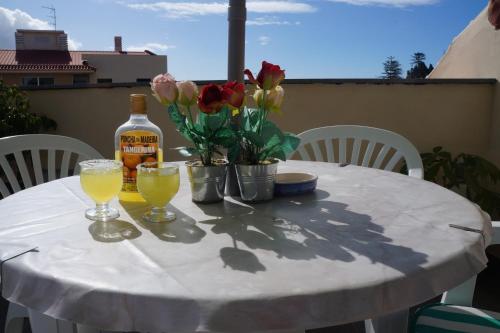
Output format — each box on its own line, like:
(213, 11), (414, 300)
(42, 5), (56, 30)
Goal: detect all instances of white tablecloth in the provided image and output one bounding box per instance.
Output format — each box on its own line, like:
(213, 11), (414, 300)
(0, 160), (492, 332)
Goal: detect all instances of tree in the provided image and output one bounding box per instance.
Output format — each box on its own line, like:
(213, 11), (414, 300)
(411, 52), (426, 66)
(0, 81), (57, 137)
(406, 52), (434, 79)
(381, 56), (403, 79)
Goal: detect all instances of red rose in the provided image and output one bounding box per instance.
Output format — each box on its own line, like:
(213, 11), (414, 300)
(244, 61), (285, 90)
(489, 0), (500, 30)
(198, 84), (225, 114)
(222, 81), (245, 109)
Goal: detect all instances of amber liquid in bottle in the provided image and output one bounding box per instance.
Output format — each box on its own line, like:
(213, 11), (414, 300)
(115, 94), (163, 202)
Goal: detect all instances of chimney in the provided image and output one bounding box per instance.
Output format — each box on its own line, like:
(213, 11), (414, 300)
(114, 36), (122, 52)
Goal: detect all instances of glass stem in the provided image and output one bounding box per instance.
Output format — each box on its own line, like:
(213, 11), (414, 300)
(96, 203), (109, 214)
(151, 206), (166, 217)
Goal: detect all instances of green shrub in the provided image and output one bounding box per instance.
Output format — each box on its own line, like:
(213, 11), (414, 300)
(0, 81), (56, 137)
(402, 146), (500, 218)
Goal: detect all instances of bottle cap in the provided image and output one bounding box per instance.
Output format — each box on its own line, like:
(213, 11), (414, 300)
(130, 94), (147, 114)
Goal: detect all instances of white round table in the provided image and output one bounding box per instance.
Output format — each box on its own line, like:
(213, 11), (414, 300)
(0, 160), (491, 333)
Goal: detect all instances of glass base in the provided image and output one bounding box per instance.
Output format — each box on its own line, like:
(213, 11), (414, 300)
(143, 207), (176, 223)
(85, 205), (119, 222)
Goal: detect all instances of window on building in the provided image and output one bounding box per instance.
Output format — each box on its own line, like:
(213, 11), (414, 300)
(22, 77), (54, 87)
(22, 77), (38, 87)
(97, 78), (112, 83)
(73, 74), (90, 85)
(136, 78), (151, 83)
(38, 78), (54, 86)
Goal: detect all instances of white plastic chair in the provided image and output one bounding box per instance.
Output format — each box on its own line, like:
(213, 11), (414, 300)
(412, 221), (500, 332)
(1, 134), (102, 333)
(295, 126), (422, 332)
(295, 125), (424, 179)
(0, 134), (103, 199)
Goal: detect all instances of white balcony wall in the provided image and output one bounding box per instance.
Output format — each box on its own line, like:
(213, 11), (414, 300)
(23, 81), (496, 164)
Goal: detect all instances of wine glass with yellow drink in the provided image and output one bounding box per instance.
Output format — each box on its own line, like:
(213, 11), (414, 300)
(79, 159), (123, 221)
(137, 162), (180, 222)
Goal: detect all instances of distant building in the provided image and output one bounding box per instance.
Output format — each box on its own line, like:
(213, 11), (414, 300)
(0, 30), (167, 87)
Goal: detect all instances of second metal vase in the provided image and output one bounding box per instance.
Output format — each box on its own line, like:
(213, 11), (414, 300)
(235, 160), (278, 202)
(186, 161), (228, 203)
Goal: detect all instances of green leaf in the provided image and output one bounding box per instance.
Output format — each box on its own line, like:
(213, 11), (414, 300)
(167, 104), (196, 144)
(263, 134), (281, 151)
(260, 144), (286, 161)
(214, 127), (237, 147)
(282, 133), (301, 155)
(227, 143), (241, 164)
(424, 164), (441, 182)
(241, 107), (251, 132)
(438, 151), (452, 160)
(261, 121), (283, 147)
(177, 125), (195, 143)
(167, 104), (186, 128)
(249, 109), (263, 131)
(206, 111), (227, 132)
(242, 107), (262, 131)
(243, 131), (265, 147)
(432, 146), (442, 154)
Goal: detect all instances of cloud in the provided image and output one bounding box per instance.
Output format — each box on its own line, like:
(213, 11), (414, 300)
(247, 16), (301, 26)
(326, 0), (439, 7)
(68, 38), (83, 50)
(126, 1), (316, 19)
(0, 6), (82, 50)
(127, 2), (226, 18)
(126, 42), (175, 53)
(258, 36), (271, 46)
(247, 1), (316, 13)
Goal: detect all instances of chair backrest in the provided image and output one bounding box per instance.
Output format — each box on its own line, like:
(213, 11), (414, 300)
(0, 134), (103, 198)
(295, 125), (424, 179)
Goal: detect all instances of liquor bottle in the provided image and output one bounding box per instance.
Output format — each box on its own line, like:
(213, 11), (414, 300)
(115, 94), (163, 202)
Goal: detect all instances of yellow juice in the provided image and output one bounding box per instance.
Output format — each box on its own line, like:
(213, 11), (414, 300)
(80, 168), (123, 204)
(137, 168), (180, 207)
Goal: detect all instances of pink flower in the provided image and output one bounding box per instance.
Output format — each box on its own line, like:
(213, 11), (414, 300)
(177, 81), (198, 106)
(151, 73), (178, 105)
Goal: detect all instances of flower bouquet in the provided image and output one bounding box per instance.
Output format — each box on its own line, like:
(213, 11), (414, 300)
(231, 61), (300, 201)
(151, 74), (243, 203)
(151, 61), (300, 203)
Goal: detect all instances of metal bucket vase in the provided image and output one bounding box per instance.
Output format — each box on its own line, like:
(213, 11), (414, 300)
(235, 160), (279, 202)
(186, 162), (228, 203)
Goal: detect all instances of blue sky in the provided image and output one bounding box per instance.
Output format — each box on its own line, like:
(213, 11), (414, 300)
(0, 0), (487, 80)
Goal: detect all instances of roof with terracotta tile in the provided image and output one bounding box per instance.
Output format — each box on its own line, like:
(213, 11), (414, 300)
(0, 49), (155, 73)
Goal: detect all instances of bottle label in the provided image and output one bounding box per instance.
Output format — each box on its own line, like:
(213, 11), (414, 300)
(119, 130), (159, 193)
